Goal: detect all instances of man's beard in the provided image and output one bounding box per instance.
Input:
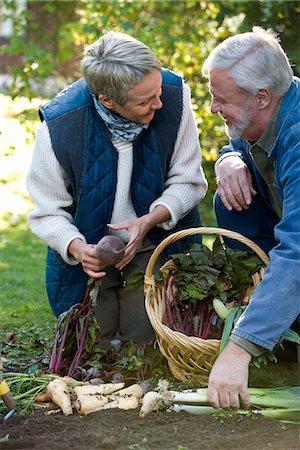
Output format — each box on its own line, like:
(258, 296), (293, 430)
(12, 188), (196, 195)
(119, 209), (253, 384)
(224, 101), (251, 138)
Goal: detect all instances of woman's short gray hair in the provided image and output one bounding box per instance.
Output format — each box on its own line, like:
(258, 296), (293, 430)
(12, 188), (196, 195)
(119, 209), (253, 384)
(202, 27), (293, 96)
(81, 31), (161, 105)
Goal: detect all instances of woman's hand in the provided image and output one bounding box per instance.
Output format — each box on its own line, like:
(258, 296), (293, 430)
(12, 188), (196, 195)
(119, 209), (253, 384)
(108, 216), (150, 270)
(108, 205), (170, 270)
(68, 239), (106, 279)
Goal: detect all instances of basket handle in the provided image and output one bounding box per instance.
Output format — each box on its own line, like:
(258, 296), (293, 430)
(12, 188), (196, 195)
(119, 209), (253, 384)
(144, 227), (270, 279)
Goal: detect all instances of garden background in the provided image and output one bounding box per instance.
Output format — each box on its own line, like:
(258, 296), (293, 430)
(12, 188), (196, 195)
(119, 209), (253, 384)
(0, 0), (300, 377)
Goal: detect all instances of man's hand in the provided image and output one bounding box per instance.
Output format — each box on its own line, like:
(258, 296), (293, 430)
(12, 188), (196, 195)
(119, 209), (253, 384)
(216, 156), (257, 211)
(208, 340), (252, 410)
(68, 239), (106, 279)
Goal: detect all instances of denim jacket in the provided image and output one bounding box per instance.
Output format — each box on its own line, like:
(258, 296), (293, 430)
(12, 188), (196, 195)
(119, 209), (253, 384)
(220, 78), (300, 350)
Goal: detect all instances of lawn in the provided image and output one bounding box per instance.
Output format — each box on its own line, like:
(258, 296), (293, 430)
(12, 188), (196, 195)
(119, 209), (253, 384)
(0, 95), (55, 371)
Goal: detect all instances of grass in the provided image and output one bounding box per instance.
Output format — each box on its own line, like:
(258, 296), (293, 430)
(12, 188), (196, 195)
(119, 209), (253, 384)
(0, 210), (56, 370)
(0, 94), (299, 389)
(0, 215), (54, 327)
(0, 95), (55, 370)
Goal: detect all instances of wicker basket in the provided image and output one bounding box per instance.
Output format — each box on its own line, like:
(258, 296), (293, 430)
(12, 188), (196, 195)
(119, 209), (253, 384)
(144, 227), (270, 385)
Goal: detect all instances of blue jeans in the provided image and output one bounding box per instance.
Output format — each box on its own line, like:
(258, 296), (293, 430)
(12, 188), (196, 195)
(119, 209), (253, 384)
(214, 191), (280, 254)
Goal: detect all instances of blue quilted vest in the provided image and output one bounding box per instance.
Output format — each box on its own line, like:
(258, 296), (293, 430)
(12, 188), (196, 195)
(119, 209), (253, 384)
(39, 69), (201, 317)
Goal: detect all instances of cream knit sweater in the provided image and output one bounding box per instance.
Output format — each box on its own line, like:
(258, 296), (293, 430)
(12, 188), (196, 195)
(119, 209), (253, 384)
(27, 83), (207, 264)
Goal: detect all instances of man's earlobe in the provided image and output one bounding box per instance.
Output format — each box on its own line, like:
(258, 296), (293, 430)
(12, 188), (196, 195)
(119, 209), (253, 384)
(256, 88), (271, 109)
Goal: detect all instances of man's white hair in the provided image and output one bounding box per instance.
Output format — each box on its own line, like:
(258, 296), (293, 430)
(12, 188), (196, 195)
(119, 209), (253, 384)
(202, 27), (293, 96)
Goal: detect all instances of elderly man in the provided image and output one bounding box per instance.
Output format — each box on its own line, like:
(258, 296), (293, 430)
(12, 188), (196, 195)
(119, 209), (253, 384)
(202, 27), (300, 409)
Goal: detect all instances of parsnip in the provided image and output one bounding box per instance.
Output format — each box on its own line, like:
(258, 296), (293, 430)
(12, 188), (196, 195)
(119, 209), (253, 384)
(46, 378), (73, 416)
(74, 382), (125, 397)
(74, 394), (108, 415)
(139, 391), (161, 418)
(109, 384), (144, 399)
(99, 395), (139, 411)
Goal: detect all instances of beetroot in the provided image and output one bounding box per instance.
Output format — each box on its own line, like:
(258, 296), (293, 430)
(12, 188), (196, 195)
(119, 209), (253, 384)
(96, 235), (126, 265)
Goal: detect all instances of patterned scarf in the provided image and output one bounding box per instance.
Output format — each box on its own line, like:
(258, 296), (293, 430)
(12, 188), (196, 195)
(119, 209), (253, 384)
(93, 95), (149, 141)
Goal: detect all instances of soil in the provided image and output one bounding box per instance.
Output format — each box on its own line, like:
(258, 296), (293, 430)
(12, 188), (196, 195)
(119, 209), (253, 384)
(1, 407), (299, 450)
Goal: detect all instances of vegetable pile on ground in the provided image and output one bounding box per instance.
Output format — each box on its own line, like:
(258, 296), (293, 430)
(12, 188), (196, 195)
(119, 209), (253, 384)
(45, 378), (151, 416)
(0, 372), (152, 416)
(1, 373), (299, 425)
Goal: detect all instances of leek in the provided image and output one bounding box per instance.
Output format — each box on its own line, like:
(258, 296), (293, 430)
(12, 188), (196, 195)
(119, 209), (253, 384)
(171, 404), (223, 415)
(248, 386), (300, 409)
(169, 386), (300, 409)
(168, 389), (208, 405)
(164, 385), (300, 424)
(218, 306), (243, 353)
(170, 404), (300, 424)
(257, 408), (300, 424)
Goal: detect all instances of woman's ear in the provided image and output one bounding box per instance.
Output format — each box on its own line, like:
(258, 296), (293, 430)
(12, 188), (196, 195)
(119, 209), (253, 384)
(256, 88), (271, 109)
(98, 95), (115, 110)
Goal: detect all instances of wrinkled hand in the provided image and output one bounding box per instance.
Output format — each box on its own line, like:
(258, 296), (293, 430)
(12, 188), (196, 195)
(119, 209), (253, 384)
(217, 156), (257, 211)
(79, 244), (107, 278)
(68, 239), (106, 279)
(208, 341), (252, 410)
(108, 216), (152, 270)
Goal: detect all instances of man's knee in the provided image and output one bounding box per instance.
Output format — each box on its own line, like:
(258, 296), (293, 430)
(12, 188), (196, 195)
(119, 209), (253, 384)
(213, 190), (278, 254)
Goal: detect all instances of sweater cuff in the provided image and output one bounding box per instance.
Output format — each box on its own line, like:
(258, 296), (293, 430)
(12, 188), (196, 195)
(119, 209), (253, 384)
(60, 234), (87, 265)
(230, 334), (265, 357)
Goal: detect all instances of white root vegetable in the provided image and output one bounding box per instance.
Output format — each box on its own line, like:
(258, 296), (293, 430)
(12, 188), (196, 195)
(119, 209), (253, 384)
(74, 394), (108, 415)
(139, 391), (162, 418)
(46, 378), (73, 416)
(171, 404), (218, 415)
(168, 389), (208, 404)
(74, 382), (125, 397)
(99, 395), (139, 411)
(109, 384), (144, 399)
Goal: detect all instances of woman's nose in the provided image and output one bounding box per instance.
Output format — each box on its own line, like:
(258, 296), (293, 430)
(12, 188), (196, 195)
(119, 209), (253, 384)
(151, 96), (163, 110)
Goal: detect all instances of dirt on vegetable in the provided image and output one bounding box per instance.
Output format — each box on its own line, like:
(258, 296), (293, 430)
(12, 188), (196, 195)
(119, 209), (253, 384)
(1, 406), (299, 450)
